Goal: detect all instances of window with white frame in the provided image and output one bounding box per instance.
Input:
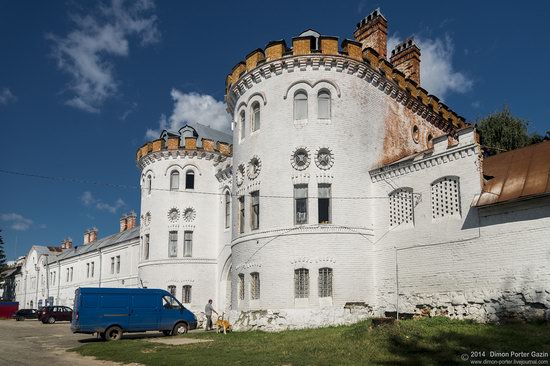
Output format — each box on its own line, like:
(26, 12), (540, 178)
(250, 191), (259, 230)
(294, 185), (308, 224)
(318, 184), (331, 224)
(318, 267), (333, 297)
(144, 234), (150, 260)
(389, 187), (414, 227)
(169, 231), (178, 257)
(431, 176), (461, 219)
(294, 90), (308, 121)
(238, 273), (245, 300)
(250, 272), (260, 300)
(110, 257), (115, 274)
(294, 268), (309, 298)
(238, 196), (245, 233)
(251, 102), (260, 132)
(185, 170), (195, 190)
(239, 110), (246, 140)
(317, 90), (331, 119)
(116, 256), (120, 273)
(182, 285), (192, 303)
(225, 192), (231, 229)
(183, 231), (193, 257)
(170, 170), (179, 191)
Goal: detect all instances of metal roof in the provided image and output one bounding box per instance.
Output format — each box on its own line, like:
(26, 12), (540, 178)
(47, 226), (140, 264)
(161, 122), (232, 146)
(473, 141), (550, 207)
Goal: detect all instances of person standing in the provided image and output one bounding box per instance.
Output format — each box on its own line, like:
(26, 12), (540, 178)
(204, 299), (218, 331)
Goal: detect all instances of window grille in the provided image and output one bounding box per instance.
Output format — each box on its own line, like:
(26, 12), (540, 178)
(317, 90), (331, 119)
(389, 188), (414, 227)
(318, 268), (333, 297)
(251, 191), (259, 230)
(183, 231), (193, 257)
(294, 268), (309, 298)
(182, 285), (192, 303)
(294, 185), (308, 224)
(431, 177), (461, 219)
(238, 273), (245, 300)
(250, 272), (260, 300)
(169, 231), (178, 257)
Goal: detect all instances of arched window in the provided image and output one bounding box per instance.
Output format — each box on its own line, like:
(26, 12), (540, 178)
(185, 170), (195, 190)
(294, 268), (309, 298)
(146, 175), (152, 195)
(250, 272), (260, 300)
(239, 110), (246, 140)
(318, 268), (333, 297)
(294, 90), (308, 121)
(431, 176), (461, 219)
(251, 102), (260, 132)
(170, 171), (179, 191)
(317, 90), (331, 119)
(238, 273), (245, 300)
(389, 187), (414, 227)
(225, 191), (230, 229)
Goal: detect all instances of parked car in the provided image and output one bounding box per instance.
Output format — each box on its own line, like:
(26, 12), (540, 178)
(38, 306), (73, 324)
(12, 308), (38, 321)
(71, 287), (197, 341)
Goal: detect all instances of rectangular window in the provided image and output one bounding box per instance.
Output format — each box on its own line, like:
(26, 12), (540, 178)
(183, 231), (193, 257)
(318, 268), (333, 297)
(66, 268), (70, 282)
(294, 268), (309, 298)
(115, 256), (120, 274)
(239, 112), (245, 140)
(238, 273), (245, 300)
(110, 257), (115, 274)
(294, 185), (308, 224)
(144, 234), (150, 260)
(250, 191), (259, 230)
(91, 262), (95, 278)
(182, 285), (192, 303)
(168, 285), (176, 304)
(225, 193), (230, 229)
(70, 267), (73, 282)
(86, 263), (90, 278)
(185, 171), (195, 189)
(170, 171), (179, 191)
(318, 184), (331, 224)
(238, 196), (245, 233)
(250, 272), (260, 300)
(169, 231), (178, 257)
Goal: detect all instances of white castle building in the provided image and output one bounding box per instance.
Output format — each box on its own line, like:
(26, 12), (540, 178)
(6, 9), (550, 330)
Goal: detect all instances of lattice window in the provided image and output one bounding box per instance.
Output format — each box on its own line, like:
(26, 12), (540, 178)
(250, 272), (260, 300)
(294, 268), (309, 298)
(389, 188), (414, 227)
(182, 285), (192, 303)
(431, 176), (461, 219)
(318, 268), (333, 297)
(238, 273), (245, 300)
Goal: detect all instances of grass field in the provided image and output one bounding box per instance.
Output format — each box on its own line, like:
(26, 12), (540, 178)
(72, 317), (550, 366)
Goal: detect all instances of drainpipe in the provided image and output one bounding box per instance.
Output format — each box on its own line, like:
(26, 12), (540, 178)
(57, 262), (60, 305)
(45, 259), (50, 306)
(395, 246), (399, 321)
(23, 270), (27, 308)
(34, 265), (39, 309)
(98, 248), (102, 288)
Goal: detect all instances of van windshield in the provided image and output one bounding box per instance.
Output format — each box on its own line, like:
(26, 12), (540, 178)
(162, 295), (183, 309)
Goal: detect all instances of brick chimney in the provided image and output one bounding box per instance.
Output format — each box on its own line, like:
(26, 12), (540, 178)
(88, 227), (98, 243)
(390, 38), (421, 85)
(60, 237), (73, 250)
(126, 211), (137, 230)
(354, 8), (388, 58)
(119, 213), (128, 232)
(83, 229), (90, 245)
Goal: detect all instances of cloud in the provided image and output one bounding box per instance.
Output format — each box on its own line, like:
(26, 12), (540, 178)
(80, 191), (125, 213)
(388, 34), (473, 100)
(48, 0), (160, 113)
(120, 101), (138, 120)
(1, 213), (34, 231)
(145, 89), (231, 139)
(0, 88), (17, 105)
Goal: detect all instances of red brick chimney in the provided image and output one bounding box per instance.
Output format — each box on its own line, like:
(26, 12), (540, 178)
(390, 38), (421, 85)
(354, 8), (388, 58)
(88, 227), (98, 243)
(60, 237), (73, 250)
(119, 214), (128, 232)
(83, 229), (90, 245)
(126, 211), (137, 230)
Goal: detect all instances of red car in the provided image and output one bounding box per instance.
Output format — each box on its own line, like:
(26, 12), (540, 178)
(38, 306), (73, 324)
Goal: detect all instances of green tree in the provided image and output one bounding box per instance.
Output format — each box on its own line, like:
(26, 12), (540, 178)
(476, 106), (530, 155)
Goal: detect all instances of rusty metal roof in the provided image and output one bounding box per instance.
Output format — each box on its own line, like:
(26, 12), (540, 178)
(473, 141), (550, 207)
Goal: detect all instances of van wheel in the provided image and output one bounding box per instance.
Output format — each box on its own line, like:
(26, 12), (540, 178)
(47, 316), (56, 324)
(172, 322), (188, 336)
(105, 326), (123, 341)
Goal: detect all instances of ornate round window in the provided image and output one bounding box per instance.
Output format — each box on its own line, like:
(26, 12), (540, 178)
(412, 125), (420, 144)
(315, 147), (334, 170)
(143, 211), (151, 226)
(247, 156), (262, 180)
(167, 208), (180, 223)
(236, 164), (245, 186)
(182, 207), (196, 222)
(291, 147), (310, 171)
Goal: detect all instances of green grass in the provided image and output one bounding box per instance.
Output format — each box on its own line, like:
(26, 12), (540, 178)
(71, 317), (550, 366)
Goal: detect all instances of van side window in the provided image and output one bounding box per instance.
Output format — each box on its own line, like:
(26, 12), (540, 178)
(162, 296), (174, 309)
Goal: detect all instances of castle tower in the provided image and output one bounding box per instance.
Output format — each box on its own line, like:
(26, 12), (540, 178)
(224, 9), (466, 328)
(136, 123), (233, 312)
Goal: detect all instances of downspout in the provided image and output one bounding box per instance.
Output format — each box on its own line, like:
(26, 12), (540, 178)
(57, 261), (60, 305)
(98, 248), (102, 288)
(45, 259), (49, 306)
(34, 265), (39, 309)
(395, 246), (399, 321)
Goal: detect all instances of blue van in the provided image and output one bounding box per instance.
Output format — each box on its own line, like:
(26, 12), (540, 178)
(71, 287), (197, 340)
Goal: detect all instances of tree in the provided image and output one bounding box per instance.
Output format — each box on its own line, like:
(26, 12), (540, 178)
(476, 106), (530, 155)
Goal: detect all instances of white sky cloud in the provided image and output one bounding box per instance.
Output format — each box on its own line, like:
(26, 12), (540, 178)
(388, 34), (472, 100)
(48, 0), (160, 113)
(145, 89), (231, 139)
(0, 88), (17, 105)
(1, 213), (34, 231)
(80, 191), (125, 213)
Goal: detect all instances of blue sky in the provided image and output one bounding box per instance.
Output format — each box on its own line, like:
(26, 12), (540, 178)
(1, 0), (549, 260)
